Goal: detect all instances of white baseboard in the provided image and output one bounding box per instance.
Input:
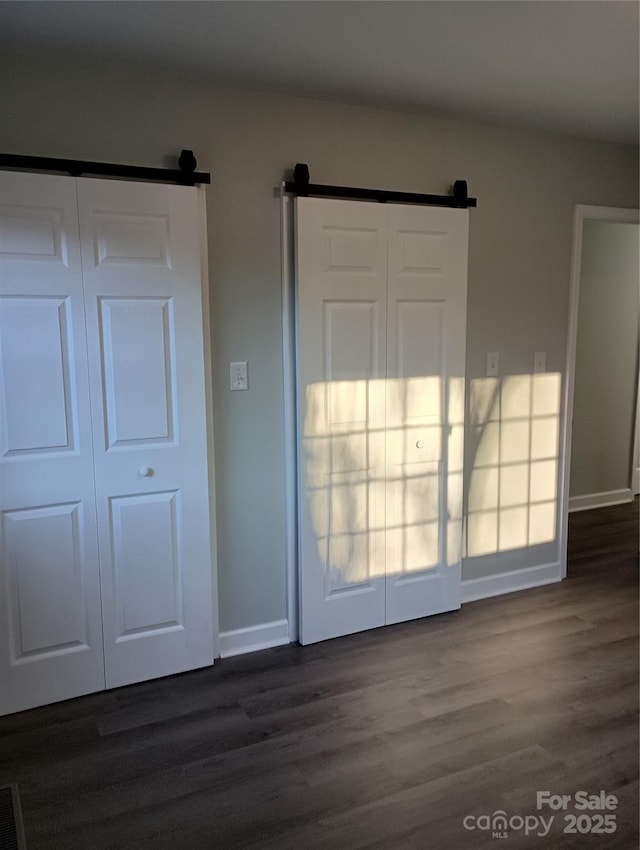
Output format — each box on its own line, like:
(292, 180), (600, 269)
(568, 489), (632, 513)
(218, 619), (290, 658)
(221, 566), (567, 654)
(461, 562), (562, 604)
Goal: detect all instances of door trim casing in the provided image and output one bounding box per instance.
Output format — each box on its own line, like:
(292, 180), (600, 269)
(281, 187), (299, 643)
(198, 187), (221, 659)
(559, 204), (639, 577)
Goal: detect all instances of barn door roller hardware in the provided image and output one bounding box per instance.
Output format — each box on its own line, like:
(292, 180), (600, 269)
(284, 163), (476, 208)
(0, 150), (211, 186)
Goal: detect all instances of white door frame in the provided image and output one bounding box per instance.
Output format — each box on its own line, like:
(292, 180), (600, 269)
(281, 188), (299, 642)
(559, 204), (639, 576)
(632, 371), (640, 497)
(198, 187), (221, 659)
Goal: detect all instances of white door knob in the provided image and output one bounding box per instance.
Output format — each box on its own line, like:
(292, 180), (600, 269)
(138, 466), (153, 477)
(416, 440), (424, 449)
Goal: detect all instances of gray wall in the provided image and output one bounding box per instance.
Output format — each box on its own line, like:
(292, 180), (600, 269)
(570, 220), (639, 498)
(1, 48), (638, 629)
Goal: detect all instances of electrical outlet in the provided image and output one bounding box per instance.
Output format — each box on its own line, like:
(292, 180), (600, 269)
(534, 352), (546, 374)
(486, 352), (499, 377)
(230, 361), (248, 391)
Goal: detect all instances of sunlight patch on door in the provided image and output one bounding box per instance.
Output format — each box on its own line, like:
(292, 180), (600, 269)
(303, 376), (464, 589)
(303, 371), (561, 582)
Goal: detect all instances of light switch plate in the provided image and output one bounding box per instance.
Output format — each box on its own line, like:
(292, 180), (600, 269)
(486, 352), (499, 377)
(230, 361), (248, 391)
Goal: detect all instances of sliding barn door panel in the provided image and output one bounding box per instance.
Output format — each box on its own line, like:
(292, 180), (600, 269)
(77, 180), (213, 688)
(0, 174), (213, 714)
(297, 197), (468, 645)
(0, 172), (105, 714)
(297, 198), (387, 645)
(385, 205), (468, 623)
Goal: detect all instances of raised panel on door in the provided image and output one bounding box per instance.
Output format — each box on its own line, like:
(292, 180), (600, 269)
(110, 491), (184, 637)
(3, 503), (89, 655)
(98, 295), (177, 448)
(385, 204), (468, 624)
(0, 172), (104, 715)
(77, 179), (213, 688)
(296, 198), (387, 645)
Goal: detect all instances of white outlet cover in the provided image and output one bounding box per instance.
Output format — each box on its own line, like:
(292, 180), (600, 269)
(534, 352), (546, 374)
(230, 361), (248, 391)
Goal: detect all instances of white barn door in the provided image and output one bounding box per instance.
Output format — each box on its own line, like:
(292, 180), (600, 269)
(296, 200), (388, 645)
(0, 173), (214, 714)
(78, 179), (214, 689)
(296, 197), (468, 645)
(0, 172), (105, 714)
(385, 204), (468, 624)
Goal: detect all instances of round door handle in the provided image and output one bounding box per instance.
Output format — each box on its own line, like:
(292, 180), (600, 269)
(138, 466), (153, 477)
(416, 440), (424, 449)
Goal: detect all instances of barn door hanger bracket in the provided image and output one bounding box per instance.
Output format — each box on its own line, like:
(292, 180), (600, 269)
(284, 163), (476, 208)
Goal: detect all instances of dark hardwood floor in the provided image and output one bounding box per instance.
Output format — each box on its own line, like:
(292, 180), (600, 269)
(1, 501), (637, 849)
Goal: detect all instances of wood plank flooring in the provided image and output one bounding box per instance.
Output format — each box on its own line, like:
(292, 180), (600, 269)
(0, 500), (637, 849)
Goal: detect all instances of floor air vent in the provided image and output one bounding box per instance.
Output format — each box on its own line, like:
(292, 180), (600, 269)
(0, 785), (26, 850)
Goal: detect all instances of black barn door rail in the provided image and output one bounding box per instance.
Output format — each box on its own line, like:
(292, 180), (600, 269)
(0, 150), (211, 186)
(285, 163), (476, 208)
